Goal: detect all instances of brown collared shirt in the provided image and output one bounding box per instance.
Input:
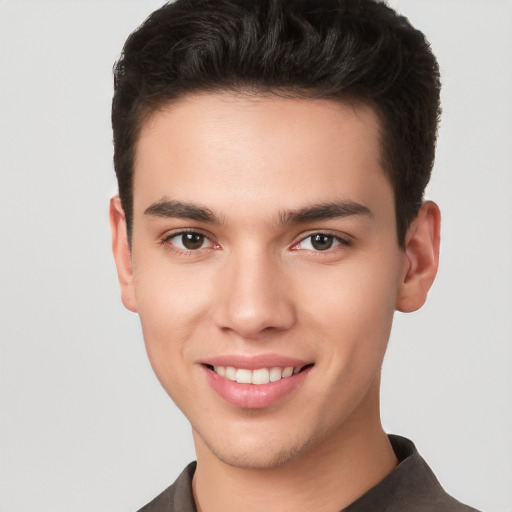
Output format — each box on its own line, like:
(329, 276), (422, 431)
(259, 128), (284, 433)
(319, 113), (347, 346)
(137, 435), (480, 512)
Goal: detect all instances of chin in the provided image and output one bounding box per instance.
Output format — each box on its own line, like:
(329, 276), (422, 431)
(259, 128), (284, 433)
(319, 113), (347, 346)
(196, 426), (315, 470)
(212, 444), (304, 470)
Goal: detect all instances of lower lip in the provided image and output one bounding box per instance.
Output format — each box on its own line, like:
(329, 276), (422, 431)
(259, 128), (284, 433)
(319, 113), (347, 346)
(202, 366), (312, 409)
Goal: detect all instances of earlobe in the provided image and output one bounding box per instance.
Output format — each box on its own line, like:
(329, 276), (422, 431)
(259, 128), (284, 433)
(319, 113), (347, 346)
(396, 201), (441, 313)
(109, 196), (138, 313)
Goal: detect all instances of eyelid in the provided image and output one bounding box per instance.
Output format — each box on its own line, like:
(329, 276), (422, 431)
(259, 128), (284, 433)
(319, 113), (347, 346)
(159, 228), (352, 254)
(290, 231), (353, 251)
(161, 228), (219, 252)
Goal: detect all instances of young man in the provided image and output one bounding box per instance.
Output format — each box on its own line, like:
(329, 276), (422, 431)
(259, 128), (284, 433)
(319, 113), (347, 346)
(109, 0), (480, 510)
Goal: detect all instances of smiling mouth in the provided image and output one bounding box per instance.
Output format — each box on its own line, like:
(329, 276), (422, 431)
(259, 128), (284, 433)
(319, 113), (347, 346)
(204, 364), (314, 385)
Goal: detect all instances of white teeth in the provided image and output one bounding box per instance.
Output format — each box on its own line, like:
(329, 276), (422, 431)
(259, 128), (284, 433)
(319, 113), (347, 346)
(236, 369), (252, 384)
(214, 366), (225, 377)
(251, 368), (270, 385)
(225, 366), (237, 381)
(269, 367), (282, 382)
(211, 365), (303, 385)
(282, 367), (294, 378)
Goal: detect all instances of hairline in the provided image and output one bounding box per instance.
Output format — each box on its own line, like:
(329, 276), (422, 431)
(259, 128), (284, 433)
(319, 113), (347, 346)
(126, 86), (403, 246)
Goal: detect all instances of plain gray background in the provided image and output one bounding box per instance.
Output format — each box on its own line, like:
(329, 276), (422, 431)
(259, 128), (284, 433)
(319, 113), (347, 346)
(0, 1), (511, 511)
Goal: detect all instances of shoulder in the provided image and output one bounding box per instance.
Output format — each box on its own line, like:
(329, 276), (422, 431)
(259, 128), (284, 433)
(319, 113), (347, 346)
(344, 436), (481, 512)
(136, 462), (197, 512)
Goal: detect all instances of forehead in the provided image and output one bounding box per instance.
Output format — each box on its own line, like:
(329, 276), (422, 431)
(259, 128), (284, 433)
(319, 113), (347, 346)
(133, 93), (392, 220)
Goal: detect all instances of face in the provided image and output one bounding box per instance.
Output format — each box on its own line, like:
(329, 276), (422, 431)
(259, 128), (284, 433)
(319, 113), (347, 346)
(115, 93), (411, 469)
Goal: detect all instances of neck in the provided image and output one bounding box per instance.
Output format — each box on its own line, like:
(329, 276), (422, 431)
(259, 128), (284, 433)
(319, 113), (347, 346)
(191, 381), (397, 512)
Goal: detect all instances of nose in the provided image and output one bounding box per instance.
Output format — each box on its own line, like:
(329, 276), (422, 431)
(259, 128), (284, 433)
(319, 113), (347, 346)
(212, 248), (297, 339)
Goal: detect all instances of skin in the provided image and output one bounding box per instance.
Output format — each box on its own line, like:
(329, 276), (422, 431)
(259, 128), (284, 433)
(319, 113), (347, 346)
(110, 93), (440, 512)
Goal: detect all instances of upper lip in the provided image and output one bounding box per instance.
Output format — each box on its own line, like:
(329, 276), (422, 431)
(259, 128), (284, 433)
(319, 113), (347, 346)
(200, 353), (312, 370)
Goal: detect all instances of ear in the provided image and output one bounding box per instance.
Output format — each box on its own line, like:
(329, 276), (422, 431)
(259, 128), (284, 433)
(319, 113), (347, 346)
(109, 196), (138, 312)
(396, 201), (441, 313)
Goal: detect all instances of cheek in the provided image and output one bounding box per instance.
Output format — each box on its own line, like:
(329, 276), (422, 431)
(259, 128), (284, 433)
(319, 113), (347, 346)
(298, 250), (402, 361)
(295, 253), (402, 426)
(131, 257), (215, 385)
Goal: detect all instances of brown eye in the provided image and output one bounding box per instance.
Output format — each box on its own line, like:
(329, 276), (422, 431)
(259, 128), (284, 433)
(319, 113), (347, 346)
(292, 233), (348, 252)
(181, 233), (205, 250)
(165, 231), (213, 251)
(310, 234), (334, 251)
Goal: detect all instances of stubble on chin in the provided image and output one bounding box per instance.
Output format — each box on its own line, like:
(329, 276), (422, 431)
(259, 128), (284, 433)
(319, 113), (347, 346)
(193, 425), (316, 471)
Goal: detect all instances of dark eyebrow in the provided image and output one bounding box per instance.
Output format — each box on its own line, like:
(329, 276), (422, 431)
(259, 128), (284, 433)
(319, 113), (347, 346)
(144, 199), (221, 224)
(144, 198), (371, 226)
(278, 201), (372, 225)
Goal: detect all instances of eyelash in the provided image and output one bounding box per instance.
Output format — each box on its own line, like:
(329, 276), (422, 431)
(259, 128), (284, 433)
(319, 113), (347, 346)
(291, 232), (352, 253)
(160, 230), (352, 256)
(160, 229), (218, 255)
